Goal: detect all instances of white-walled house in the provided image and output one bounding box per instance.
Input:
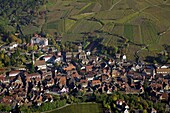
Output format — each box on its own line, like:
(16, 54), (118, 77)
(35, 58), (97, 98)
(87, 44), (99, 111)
(35, 60), (47, 70)
(43, 55), (53, 62)
(9, 70), (20, 77)
(31, 36), (48, 47)
(9, 42), (18, 50)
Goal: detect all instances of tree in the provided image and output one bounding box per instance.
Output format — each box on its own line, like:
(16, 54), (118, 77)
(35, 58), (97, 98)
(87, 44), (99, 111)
(4, 55), (10, 66)
(27, 46), (33, 51)
(143, 109), (148, 113)
(20, 105), (31, 113)
(0, 51), (5, 60)
(29, 63), (35, 73)
(33, 45), (38, 51)
(112, 103), (116, 109)
(142, 100), (148, 109)
(9, 34), (17, 42)
(137, 104), (143, 110)
(159, 55), (168, 64)
(112, 94), (118, 101)
(0, 61), (4, 68)
(0, 103), (11, 112)
(11, 57), (16, 66)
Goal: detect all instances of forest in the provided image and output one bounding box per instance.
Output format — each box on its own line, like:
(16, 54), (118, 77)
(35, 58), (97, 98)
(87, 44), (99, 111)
(0, 0), (45, 34)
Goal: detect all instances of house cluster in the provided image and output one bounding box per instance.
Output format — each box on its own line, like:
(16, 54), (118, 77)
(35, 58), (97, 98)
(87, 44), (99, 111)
(0, 38), (170, 112)
(0, 42), (19, 51)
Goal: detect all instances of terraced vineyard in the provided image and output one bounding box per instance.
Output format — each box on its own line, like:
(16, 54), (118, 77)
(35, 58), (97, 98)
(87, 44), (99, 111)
(8, 0), (170, 59)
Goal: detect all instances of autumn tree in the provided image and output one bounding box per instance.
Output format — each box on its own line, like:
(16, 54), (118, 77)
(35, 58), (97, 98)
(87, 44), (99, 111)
(4, 55), (10, 66)
(0, 61), (4, 68)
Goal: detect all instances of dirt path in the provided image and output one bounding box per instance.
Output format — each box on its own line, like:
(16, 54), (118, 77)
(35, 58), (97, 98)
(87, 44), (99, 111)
(42, 104), (70, 113)
(42, 102), (96, 113)
(109, 0), (122, 11)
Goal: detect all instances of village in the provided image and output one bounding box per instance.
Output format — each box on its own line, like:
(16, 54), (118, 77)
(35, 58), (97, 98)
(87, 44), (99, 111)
(0, 34), (170, 113)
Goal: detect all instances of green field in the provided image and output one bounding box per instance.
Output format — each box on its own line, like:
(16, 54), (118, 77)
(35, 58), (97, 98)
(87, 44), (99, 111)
(48, 103), (103, 113)
(124, 24), (133, 41)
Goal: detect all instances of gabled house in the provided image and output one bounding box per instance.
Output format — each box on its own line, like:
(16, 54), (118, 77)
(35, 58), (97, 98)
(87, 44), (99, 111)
(86, 71), (96, 81)
(66, 52), (78, 62)
(35, 60), (46, 70)
(41, 71), (52, 80)
(46, 78), (54, 87)
(150, 108), (157, 113)
(150, 83), (163, 91)
(112, 70), (120, 77)
(160, 92), (169, 101)
(101, 74), (109, 82)
(82, 58), (89, 65)
(44, 94), (53, 103)
(12, 75), (24, 88)
(86, 75), (94, 81)
(86, 65), (93, 72)
(91, 80), (101, 86)
(55, 56), (62, 63)
(164, 84), (170, 90)
(35, 95), (43, 106)
(63, 63), (76, 71)
(0, 74), (6, 82)
(71, 71), (80, 78)
(31, 36), (48, 47)
(25, 73), (41, 82)
(59, 87), (69, 93)
(8, 70), (20, 81)
(9, 42), (18, 50)
(43, 54), (54, 62)
(144, 68), (155, 76)
(79, 79), (88, 88)
(156, 68), (170, 75)
(9, 70), (20, 77)
(116, 53), (121, 59)
(79, 51), (87, 60)
(55, 75), (66, 87)
(0, 96), (14, 105)
(108, 59), (115, 65)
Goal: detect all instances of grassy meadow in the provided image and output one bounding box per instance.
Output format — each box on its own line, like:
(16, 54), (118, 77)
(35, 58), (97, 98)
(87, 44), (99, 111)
(48, 103), (103, 113)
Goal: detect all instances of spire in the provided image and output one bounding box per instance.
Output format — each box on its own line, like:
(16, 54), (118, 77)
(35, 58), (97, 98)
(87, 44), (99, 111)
(78, 43), (82, 52)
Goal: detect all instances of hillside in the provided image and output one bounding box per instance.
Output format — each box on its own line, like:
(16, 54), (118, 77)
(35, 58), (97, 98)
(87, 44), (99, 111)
(1, 0), (170, 60)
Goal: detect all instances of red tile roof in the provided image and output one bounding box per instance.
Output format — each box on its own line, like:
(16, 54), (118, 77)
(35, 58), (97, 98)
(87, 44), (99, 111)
(157, 68), (170, 73)
(92, 80), (101, 86)
(9, 70), (20, 75)
(35, 60), (46, 66)
(64, 64), (76, 71)
(56, 76), (66, 86)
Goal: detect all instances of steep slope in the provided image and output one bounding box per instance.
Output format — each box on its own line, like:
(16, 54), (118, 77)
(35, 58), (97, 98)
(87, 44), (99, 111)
(1, 0), (170, 59)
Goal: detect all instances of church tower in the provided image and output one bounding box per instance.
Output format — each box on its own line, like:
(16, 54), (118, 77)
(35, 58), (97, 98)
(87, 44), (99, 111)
(78, 44), (82, 52)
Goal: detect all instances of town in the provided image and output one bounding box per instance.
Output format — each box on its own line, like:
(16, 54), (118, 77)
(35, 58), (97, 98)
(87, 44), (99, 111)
(0, 34), (170, 113)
